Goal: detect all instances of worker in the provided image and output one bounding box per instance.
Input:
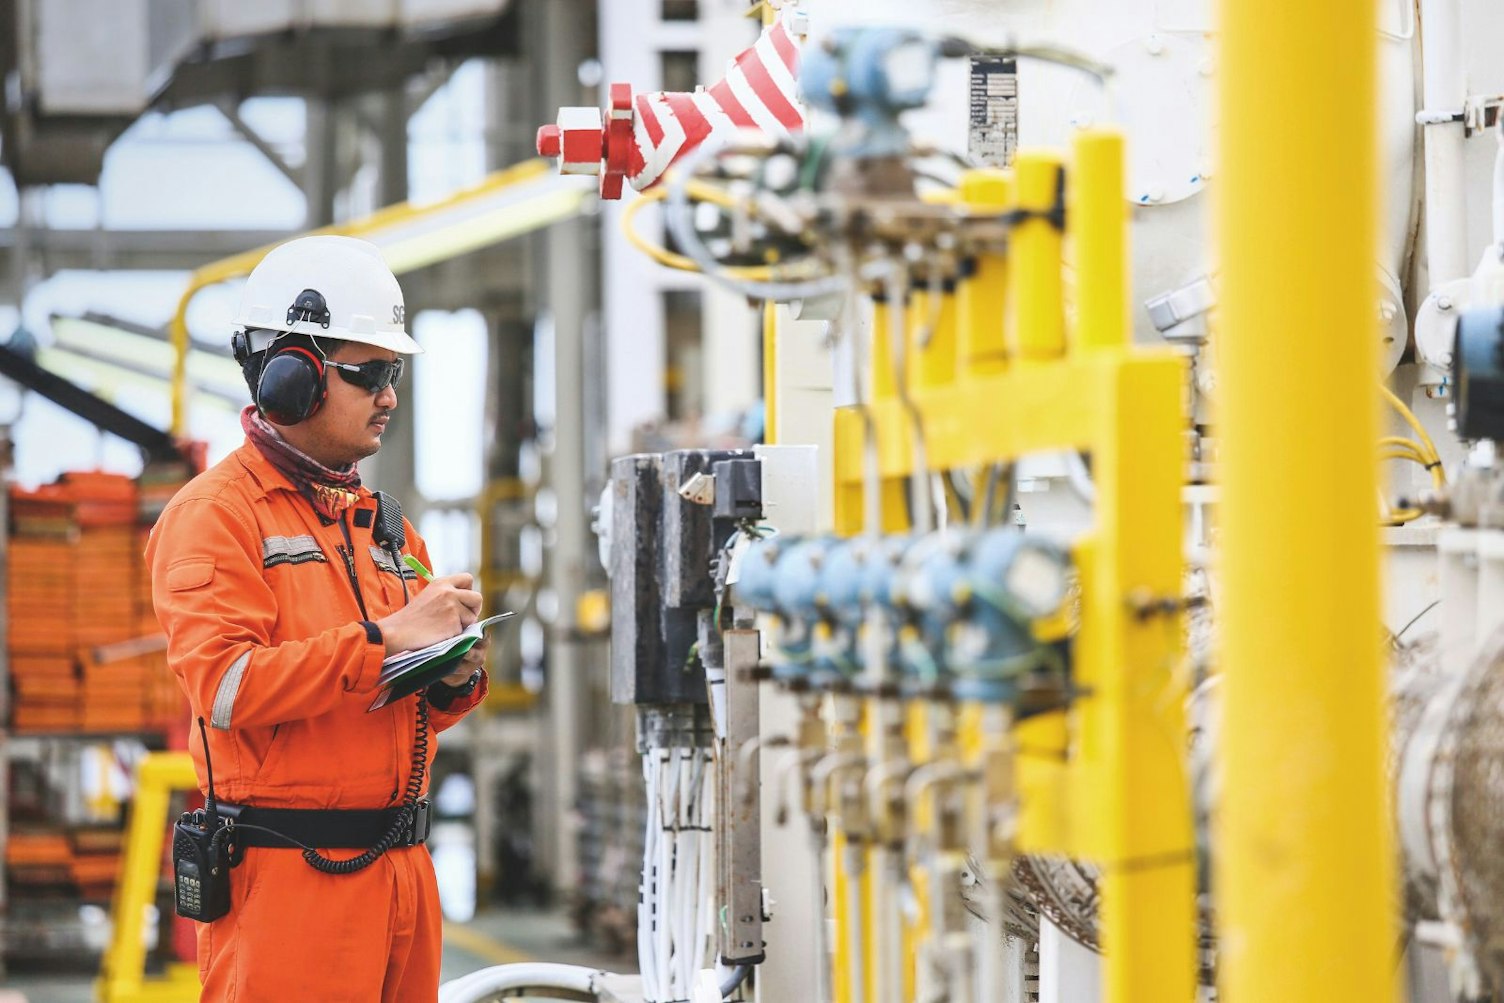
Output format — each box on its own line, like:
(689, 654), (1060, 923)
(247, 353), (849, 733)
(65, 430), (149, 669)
(146, 234), (489, 1001)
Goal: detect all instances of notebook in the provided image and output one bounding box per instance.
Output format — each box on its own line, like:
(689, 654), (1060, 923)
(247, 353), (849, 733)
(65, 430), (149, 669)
(367, 612), (515, 711)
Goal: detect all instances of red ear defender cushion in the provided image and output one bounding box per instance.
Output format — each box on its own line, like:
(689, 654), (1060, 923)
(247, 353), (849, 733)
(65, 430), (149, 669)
(256, 344), (328, 426)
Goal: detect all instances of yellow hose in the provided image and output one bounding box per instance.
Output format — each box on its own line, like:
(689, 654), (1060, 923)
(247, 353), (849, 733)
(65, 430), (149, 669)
(1379, 384), (1444, 483)
(619, 184), (780, 279)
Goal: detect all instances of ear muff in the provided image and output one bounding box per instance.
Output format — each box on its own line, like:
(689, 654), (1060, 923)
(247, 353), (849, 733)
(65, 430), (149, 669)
(232, 330), (264, 398)
(255, 340), (327, 426)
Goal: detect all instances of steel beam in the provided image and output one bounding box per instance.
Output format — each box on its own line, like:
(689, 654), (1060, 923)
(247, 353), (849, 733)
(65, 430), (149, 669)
(215, 99), (305, 190)
(0, 228), (294, 280)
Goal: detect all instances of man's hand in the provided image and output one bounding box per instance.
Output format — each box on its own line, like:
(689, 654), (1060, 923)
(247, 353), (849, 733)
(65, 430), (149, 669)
(439, 637), (488, 686)
(374, 572), (482, 655)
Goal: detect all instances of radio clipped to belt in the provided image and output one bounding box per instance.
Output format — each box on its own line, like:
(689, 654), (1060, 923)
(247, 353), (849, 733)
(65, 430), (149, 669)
(172, 717), (238, 922)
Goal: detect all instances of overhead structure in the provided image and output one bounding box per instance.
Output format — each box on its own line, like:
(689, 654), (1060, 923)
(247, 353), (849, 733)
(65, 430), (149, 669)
(0, 344), (195, 469)
(168, 158), (594, 435)
(0, 0), (520, 186)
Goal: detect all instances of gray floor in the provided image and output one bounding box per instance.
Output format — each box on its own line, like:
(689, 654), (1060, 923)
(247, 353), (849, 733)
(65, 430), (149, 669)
(2, 906), (630, 1002)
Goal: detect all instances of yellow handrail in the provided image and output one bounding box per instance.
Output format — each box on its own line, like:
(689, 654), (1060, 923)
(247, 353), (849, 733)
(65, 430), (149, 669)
(97, 752), (200, 1003)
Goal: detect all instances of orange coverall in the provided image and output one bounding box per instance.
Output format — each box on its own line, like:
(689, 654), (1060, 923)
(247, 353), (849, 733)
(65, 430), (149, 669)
(146, 442), (487, 1001)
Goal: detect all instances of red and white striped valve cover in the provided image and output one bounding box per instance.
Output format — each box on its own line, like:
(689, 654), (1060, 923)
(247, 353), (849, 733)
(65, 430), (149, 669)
(536, 11), (804, 199)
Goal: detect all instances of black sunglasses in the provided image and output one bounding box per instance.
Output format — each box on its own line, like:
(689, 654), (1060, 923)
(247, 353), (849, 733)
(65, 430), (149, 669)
(327, 357), (404, 393)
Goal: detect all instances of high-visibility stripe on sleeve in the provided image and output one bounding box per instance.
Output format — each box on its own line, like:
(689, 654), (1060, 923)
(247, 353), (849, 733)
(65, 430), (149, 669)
(211, 651), (251, 730)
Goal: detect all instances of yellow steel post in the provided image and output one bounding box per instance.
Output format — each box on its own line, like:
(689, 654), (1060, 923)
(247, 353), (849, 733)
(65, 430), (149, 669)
(1078, 356), (1196, 1003)
(1013, 710), (1071, 852)
(98, 752), (200, 1003)
(1071, 130), (1129, 352)
(910, 283), (958, 391)
(957, 170), (1012, 378)
(1011, 151), (1066, 360)
(1067, 121), (1197, 1001)
(1214, 0), (1395, 1000)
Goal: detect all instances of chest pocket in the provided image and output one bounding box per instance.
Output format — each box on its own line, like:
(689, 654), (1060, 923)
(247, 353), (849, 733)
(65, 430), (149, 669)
(369, 546), (417, 581)
(262, 535), (327, 569)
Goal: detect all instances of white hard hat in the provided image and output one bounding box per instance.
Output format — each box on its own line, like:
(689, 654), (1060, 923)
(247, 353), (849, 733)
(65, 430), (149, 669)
(234, 235), (422, 355)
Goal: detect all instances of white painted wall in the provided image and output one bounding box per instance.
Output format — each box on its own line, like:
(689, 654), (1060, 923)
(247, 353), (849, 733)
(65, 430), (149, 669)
(598, 0), (764, 456)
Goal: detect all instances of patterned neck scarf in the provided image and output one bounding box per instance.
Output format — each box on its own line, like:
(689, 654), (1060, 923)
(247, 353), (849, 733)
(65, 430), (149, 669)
(240, 405), (362, 523)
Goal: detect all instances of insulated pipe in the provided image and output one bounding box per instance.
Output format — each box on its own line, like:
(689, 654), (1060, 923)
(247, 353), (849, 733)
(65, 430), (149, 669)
(1214, 2), (1396, 1003)
(956, 169), (1012, 377)
(1419, 0), (1469, 286)
(437, 963), (609, 1003)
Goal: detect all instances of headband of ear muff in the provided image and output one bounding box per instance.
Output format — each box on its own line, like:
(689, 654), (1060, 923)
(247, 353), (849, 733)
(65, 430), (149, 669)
(234, 332), (329, 427)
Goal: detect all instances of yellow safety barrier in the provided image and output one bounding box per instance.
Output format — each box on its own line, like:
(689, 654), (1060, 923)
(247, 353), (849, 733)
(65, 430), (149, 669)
(97, 752), (200, 1003)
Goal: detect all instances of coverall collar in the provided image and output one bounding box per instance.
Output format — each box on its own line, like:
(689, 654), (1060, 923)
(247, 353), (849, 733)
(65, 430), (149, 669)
(233, 440), (373, 506)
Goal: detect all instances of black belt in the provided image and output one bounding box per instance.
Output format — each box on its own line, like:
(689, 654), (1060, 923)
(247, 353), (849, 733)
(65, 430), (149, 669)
(215, 800), (431, 850)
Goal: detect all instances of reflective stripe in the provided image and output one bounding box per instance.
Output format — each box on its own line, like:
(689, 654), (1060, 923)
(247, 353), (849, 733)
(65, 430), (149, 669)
(211, 651), (251, 730)
(368, 545), (417, 580)
(262, 534), (326, 569)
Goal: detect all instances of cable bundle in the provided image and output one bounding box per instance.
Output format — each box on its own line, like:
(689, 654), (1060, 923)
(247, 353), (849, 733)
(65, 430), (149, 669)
(639, 746), (716, 1003)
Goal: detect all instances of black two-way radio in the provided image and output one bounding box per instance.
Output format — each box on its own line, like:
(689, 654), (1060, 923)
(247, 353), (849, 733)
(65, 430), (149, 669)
(372, 490), (410, 601)
(172, 717), (236, 922)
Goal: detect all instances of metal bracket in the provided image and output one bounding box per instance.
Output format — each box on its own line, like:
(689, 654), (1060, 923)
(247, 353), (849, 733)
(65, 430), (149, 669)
(718, 629), (766, 965)
(1416, 95), (1504, 137)
(1145, 275), (1215, 343)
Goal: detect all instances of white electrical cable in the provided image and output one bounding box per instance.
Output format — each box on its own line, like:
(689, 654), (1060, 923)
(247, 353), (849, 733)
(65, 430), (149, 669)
(641, 756), (660, 1002)
(657, 754), (675, 996)
(639, 743), (718, 1003)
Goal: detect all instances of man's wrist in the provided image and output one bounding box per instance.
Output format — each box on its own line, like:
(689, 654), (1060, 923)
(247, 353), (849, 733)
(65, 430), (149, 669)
(428, 669), (482, 709)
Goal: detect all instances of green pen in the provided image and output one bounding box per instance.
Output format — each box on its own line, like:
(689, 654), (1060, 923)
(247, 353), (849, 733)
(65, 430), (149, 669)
(402, 553), (435, 582)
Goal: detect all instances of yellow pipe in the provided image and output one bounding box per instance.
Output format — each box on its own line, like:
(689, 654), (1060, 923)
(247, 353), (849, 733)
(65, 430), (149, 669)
(902, 700), (934, 1003)
(957, 169), (1012, 378)
(910, 283), (958, 392)
(871, 297), (899, 400)
(1214, 0), (1395, 1000)
(1070, 130), (1129, 352)
(1011, 151), (1066, 360)
(827, 696), (866, 1003)
(869, 297), (912, 535)
(831, 827), (853, 1003)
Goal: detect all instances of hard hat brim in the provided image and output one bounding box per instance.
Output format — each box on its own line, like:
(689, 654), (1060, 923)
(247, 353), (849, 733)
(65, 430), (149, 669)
(246, 325), (423, 355)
